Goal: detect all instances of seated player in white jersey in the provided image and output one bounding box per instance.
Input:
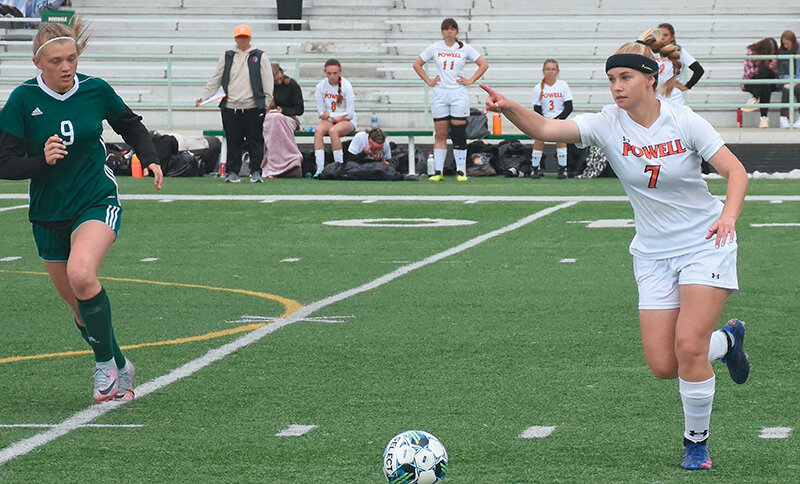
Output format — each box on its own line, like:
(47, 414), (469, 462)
(346, 129), (391, 164)
(482, 27), (750, 472)
(412, 18), (488, 182)
(313, 59), (356, 177)
(529, 59), (573, 179)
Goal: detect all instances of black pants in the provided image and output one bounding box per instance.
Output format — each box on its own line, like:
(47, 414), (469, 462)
(221, 107), (264, 174)
(780, 83), (800, 116)
(743, 64), (777, 116)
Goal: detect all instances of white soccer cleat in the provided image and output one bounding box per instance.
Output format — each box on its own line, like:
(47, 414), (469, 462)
(115, 359), (136, 402)
(93, 362), (119, 403)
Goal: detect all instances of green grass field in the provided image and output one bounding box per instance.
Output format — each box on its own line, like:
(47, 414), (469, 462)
(0, 176), (797, 483)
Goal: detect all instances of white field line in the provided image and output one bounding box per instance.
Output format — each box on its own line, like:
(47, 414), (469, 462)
(0, 201), (578, 467)
(520, 426), (557, 439)
(1, 194), (799, 203)
(0, 204), (27, 212)
(275, 424), (319, 437)
(0, 424), (143, 429)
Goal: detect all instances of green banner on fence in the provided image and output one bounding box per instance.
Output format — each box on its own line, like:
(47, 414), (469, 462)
(41, 10), (75, 25)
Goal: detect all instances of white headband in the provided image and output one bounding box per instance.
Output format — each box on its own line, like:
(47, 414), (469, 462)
(35, 36), (77, 57)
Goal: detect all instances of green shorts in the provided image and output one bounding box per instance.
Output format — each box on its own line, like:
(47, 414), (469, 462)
(32, 204), (122, 262)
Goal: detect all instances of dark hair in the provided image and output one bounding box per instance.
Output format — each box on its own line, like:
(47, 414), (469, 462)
(658, 23), (675, 37)
(367, 128), (386, 144)
(324, 58), (341, 69)
(747, 37), (778, 54)
(324, 59), (344, 103)
(440, 18), (463, 49)
(780, 30), (799, 52)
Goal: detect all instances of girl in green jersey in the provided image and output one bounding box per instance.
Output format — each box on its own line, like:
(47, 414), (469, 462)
(0, 20), (163, 403)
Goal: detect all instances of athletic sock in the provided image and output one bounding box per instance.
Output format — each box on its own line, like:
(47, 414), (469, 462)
(333, 149), (344, 164)
(556, 147), (567, 167)
(531, 149), (543, 168)
(434, 148), (447, 172)
(679, 376), (715, 443)
(76, 287), (115, 363)
(75, 319), (90, 345)
(707, 329), (730, 362)
(454, 149), (467, 174)
(314, 150), (325, 171)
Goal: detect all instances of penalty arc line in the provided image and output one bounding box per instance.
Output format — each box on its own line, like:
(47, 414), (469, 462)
(0, 201), (578, 467)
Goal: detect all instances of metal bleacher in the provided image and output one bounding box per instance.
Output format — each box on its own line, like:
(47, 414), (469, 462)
(1, 0), (799, 133)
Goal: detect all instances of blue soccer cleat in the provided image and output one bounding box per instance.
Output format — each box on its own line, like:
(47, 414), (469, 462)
(721, 319), (751, 384)
(681, 443), (712, 470)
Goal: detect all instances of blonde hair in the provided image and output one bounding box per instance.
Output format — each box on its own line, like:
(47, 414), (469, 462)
(614, 28), (681, 97)
(33, 16), (90, 57)
(538, 59), (559, 102)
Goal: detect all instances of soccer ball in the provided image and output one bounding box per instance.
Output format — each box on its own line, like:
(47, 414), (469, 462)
(382, 430), (448, 484)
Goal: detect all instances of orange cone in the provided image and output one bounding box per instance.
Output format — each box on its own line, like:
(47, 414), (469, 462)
(131, 155), (143, 177)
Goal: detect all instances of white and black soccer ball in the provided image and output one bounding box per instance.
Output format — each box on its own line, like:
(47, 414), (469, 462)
(382, 430), (448, 484)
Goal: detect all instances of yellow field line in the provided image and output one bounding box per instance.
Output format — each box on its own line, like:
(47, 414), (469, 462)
(0, 270), (303, 365)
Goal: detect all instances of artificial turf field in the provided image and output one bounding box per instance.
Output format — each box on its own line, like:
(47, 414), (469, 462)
(0, 176), (797, 483)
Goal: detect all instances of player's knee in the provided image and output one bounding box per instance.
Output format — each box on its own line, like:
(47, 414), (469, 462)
(648, 363), (678, 380)
(450, 122), (467, 150)
(675, 336), (709, 365)
(66, 265), (98, 299)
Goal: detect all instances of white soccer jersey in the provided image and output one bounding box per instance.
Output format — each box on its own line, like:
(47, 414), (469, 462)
(348, 131), (392, 160)
(315, 77), (357, 126)
(573, 100), (726, 259)
(420, 40), (482, 89)
(532, 79), (573, 119)
(654, 54), (688, 103)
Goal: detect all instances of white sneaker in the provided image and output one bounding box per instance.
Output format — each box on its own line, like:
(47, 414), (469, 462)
(93, 360), (118, 403)
(794, 118), (800, 128)
(759, 116), (769, 128)
(741, 97), (759, 113)
(780, 116), (791, 129)
(115, 359), (135, 402)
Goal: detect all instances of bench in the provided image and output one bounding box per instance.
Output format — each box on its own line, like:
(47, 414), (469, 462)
(202, 129), (433, 175)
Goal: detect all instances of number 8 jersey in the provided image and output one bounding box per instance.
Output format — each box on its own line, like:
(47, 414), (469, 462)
(0, 73), (126, 223)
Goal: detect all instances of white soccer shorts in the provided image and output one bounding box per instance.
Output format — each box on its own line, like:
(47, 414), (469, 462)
(633, 240), (739, 310)
(431, 86), (470, 119)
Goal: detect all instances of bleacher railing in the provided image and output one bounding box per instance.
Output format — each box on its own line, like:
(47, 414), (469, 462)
(0, 53), (796, 129)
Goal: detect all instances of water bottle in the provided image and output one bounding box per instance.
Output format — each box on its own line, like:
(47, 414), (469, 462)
(306, 125), (314, 133)
(371, 113), (378, 129)
(426, 151), (435, 175)
(492, 112), (502, 135)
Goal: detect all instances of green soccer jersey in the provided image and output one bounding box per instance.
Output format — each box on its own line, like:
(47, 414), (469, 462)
(0, 73), (127, 222)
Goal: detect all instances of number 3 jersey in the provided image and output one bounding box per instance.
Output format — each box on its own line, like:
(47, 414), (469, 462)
(420, 40), (482, 90)
(573, 100), (726, 259)
(532, 79), (573, 119)
(0, 73), (127, 222)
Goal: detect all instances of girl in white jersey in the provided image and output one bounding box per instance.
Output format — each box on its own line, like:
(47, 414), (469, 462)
(482, 28), (750, 472)
(530, 59), (573, 179)
(313, 59), (356, 177)
(657, 23), (705, 105)
(413, 18), (489, 182)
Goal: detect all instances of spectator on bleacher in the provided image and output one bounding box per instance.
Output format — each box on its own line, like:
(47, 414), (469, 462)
(261, 63), (304, 178)
(530, 59), (573, 179)
(657, 23), (705, 104)
(346, 129), (391, 164)
(413, 18), (489, 182)
(313, 59), (356, 177)
(482, 26), (750, 473)
(740, 37), (778, 128)
(777, 30), (800, 128)
(0, 18), (164, 404)
(196, 24), (273, 183)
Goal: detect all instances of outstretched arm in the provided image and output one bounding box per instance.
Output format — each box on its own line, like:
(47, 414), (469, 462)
(481, 84), (581, 144)
(705, 145), (748, 247)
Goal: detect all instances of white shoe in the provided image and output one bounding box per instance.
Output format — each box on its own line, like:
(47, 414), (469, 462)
(794, 118), (800, 129)
(759, 116), (769, 128)
(780, 116), (791, 129)
(741, 97), (759, 113)
(115, 359), (135, 402)
(93, 360), (118, 403)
